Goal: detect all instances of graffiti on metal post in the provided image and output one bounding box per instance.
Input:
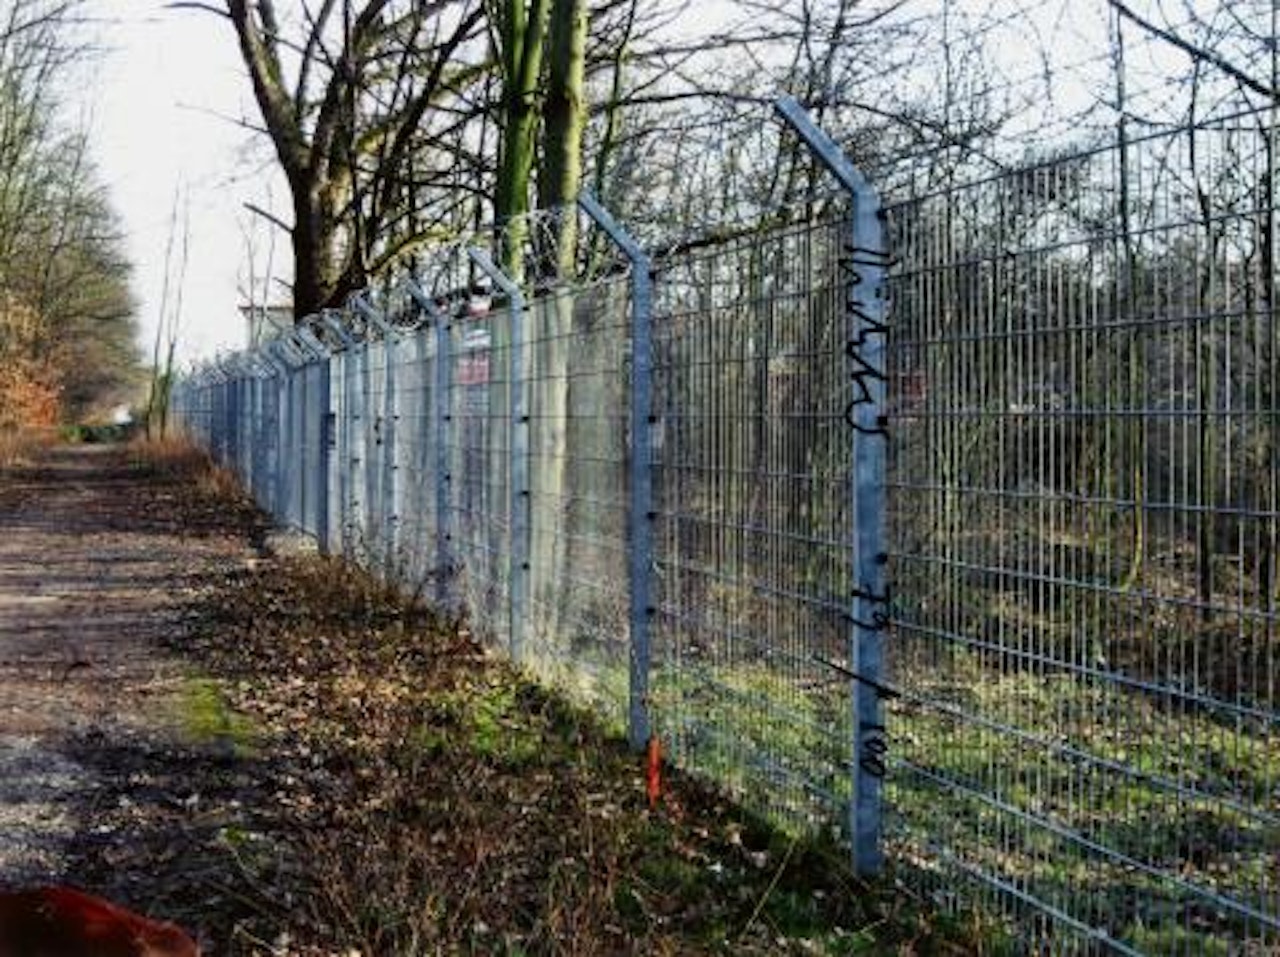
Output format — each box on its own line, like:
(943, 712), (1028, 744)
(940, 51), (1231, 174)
(838, 236), (893, 438)
(841, 229), (893, 794)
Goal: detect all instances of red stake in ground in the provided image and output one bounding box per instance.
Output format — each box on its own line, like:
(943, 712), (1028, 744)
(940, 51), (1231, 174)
(646, 735), (662, 809)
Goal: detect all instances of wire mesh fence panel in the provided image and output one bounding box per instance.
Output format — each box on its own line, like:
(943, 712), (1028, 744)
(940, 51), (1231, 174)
(523, 278), (633, 728)
(445, 294), (513, 650)
(259, 378), (272, 515)
(335, 348), (365, 558)
(387, 329), (439, 598)
(299, 361), (329, 543)
(246, 379), (264, 505)
(338, 343), (382, 564)
(649, 206), (858, 835)
(285, 371), (305, 531)
(358, 339), (393, 567)
(239, 379), (254, 495)
(884, 105), (1280, 953)
(209, 382), (226, 464)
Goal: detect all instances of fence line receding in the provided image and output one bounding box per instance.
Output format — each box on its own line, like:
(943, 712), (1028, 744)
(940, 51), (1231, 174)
(174, 98), (1279, 955)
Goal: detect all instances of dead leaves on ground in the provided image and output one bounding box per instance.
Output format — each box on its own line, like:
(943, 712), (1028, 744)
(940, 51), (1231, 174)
(59, 444), (978, 954)
(149, 554), (971, 955)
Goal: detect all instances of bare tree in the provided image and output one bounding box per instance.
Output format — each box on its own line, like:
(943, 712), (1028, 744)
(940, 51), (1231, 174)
(0, 0), (138, 429)
(209, 0), (488, 319)
(146, 187), (190, 440)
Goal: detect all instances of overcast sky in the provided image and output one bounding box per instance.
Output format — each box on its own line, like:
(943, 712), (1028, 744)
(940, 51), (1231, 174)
(89, 1), (277, 366)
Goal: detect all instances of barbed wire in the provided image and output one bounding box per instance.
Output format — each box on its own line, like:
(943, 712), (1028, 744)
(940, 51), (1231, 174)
(261, 203), (640, 350)
(197, 0), (1274, 366)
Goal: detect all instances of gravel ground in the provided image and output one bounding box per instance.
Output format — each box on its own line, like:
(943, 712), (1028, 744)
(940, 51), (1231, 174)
(0, 444), (257, 891)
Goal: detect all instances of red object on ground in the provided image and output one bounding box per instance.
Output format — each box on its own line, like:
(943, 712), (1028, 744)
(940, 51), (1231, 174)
(646, 735), (662, 809)
(0, 887), (199, 957)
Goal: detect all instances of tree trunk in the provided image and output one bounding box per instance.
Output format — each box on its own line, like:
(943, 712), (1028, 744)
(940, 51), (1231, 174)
(531, 0), (589, 654)
(494, 0), (550, 278)
(290, 184), (346, 321)
(539, 0), (587, 270)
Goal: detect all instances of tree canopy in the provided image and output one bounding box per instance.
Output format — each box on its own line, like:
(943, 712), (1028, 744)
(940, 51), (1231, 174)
(0, 0), (139, 429)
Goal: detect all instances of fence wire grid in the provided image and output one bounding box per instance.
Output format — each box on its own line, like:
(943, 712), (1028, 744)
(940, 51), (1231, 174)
(173, 99), (1278, 954)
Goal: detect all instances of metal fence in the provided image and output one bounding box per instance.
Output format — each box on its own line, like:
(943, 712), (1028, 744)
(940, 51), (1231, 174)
(172, 99), (1279, 954)
(882, 104), (1280, 953)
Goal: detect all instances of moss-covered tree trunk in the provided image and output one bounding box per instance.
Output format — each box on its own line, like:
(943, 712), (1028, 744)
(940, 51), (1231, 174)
(494, 0), (550, 277)
(531, 0), (588, 652)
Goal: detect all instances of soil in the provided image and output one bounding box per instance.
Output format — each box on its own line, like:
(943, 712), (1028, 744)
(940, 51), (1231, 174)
(0, 444), (941, 956)
(0, 445), (267, 947)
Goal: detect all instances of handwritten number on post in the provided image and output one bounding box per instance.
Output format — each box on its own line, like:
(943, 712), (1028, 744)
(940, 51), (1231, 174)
(842, 233), (893, 781)
(860, 723), (889, 778)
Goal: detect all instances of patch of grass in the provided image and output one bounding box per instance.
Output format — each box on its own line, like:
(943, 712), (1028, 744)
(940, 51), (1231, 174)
(60, 422), (137, 444)
(643, 641), (1276, 952)
(650, 662), (854, 838)
(175, 676), (258, 758)
(886, 663), (1278, 950)
(172, 552), (987, 955)
(1126, 922), (1234, 956)
(128, 435), (245, 501)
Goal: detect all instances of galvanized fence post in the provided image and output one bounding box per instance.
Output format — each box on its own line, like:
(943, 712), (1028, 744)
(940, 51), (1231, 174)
(218, 368), (231, 465)
(261, 344), (290, 518)
(467, 247), (529, 663)
(406, 282), (453, 608)
(319, 312), (355, 557)
(354, 296), (400, 566)
(578, 191), (655, 752)
(435, 303), (452, 607)
(294, 328), (329, 543)
(234, 364), (248, 482)
(291, 332), (310, 532)
(776, 96), (891, 877)
(218, 367), (231, 464)
(226, 370), (239, 473)
(316, 351), (333, 552)
(267, 341), (296, 526)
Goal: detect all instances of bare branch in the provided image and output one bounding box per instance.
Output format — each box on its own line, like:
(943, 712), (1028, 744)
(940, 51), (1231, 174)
(244, 201), (293, 234)
(1108, 0), (1277, 101)
(166, 2), (231, 18)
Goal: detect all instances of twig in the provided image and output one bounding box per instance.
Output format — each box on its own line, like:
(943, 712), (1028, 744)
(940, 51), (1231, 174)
(244, 202), (294, 234)
(1108, 0), (1278, 101)
(737, 834), (799, 941)
(196, 874), (285, 920)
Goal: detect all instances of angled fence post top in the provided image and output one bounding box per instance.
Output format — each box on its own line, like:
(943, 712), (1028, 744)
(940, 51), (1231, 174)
(578, 191), (650, 268)
(269, 336), (304, 368)
(466, 247), (524, 306)
(317, 311), (356, 348)
(246, 355), (275, 379)
(296, 325), (333, 359)
(284, 329), (317, 362)
(774, 96), (877, 199)
(351, 294), (398, 340)
(404, 280), (446, 320)
(259, 346), (291, 377)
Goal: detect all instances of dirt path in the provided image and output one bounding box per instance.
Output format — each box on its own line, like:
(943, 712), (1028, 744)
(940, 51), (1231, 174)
(0, 444), (942, 956)
(0, 444), (257, 888)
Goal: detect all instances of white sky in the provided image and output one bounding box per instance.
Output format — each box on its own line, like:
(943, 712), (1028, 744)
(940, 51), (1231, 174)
(88, 1), (278, 366)
(76, 0), (1236, 367)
